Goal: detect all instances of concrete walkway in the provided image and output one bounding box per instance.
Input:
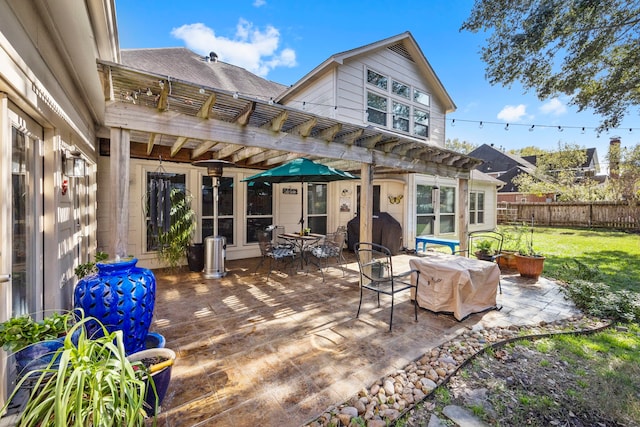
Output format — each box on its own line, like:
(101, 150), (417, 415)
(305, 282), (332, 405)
(149, 253), (581, 427)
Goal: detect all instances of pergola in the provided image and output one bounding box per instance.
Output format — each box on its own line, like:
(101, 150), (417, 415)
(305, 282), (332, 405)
(97, 60), (481, 258)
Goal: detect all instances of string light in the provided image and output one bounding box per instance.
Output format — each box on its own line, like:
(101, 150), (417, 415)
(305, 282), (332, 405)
(185, 88), (640, 135)
(445, 118), (640, 134)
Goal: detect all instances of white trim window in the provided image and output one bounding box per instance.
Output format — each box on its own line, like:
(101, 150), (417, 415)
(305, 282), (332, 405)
(365, 68), (431, 138)
(470, 191), (485, 225)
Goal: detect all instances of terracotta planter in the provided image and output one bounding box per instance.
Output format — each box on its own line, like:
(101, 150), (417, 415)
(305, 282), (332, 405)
(498, 251), (518, 269)
(514, 254), (546, 279)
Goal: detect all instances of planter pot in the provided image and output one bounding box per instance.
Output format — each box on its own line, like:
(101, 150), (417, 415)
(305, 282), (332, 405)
(515, 254), (546, 279)
(74, 257), (156, 355)
(14, 339), (64, 376)
(498, 251), (518, 269)
(474, 251), (494, 262)
(127, 347), (176, 416)
(187, 243), (205, 272)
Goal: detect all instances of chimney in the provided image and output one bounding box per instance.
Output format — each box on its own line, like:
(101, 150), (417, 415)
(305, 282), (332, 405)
(609, 136), (621, 179)
(210, 51), (218, 63)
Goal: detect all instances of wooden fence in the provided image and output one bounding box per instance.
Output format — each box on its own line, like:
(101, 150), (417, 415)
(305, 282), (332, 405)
(497, 202), (640, 230)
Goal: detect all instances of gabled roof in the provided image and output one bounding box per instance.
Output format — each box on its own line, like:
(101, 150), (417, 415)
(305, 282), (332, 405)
(120, 48), (287, 101)
(469, 144), (536, 174)
(276, 32), (456, 113)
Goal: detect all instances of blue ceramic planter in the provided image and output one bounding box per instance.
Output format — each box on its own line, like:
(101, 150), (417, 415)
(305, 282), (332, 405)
(14, 339), (64, 376)
(74, 258), (156, 355)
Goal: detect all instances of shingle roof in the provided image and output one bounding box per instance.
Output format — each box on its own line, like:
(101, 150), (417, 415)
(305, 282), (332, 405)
(120, 48), (287, 101)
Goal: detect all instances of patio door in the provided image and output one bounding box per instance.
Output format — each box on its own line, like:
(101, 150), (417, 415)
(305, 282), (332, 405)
(1, 104), (44, 406)
(416, 184), (456, 235)
(3, 108), (44, 318)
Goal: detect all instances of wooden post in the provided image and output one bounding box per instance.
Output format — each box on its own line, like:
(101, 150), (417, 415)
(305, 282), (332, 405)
(359, 163), (373, 247)
(458, 177), (469, 255)
(110, 128), (130, 259)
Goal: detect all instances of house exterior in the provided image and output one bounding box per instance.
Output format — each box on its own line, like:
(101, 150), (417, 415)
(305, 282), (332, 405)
(0, 0), (119, 408)
(106, 33), (500, 269)
(0, 1), (495, 409)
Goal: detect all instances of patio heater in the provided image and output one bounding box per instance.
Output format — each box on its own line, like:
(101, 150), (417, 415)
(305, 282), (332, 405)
(193, 159), (234, 279)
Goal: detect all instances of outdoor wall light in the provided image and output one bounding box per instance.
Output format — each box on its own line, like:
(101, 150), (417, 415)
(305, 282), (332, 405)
(63, 149), (86, 177)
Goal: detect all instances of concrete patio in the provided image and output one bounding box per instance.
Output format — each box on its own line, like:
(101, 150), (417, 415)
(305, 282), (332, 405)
(151, 252), (581, 427)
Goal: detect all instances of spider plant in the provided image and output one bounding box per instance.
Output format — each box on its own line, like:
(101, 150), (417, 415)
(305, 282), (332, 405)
(2, 315), (156, 426)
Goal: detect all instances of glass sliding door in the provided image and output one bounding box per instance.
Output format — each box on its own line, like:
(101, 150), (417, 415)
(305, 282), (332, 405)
(11, 124), (43, 317)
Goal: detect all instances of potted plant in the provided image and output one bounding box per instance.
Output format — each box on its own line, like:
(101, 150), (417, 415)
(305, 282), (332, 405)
(514, 215), (546, 279)
(1, 316), (163, 424)
(127, 347), (176, 415)
(74, 251), (109, 279)
(0, 311), (74, 375)
(157, 187), (198, 270)
(497, 225), (524, 269)
(473, 239), (495, 261)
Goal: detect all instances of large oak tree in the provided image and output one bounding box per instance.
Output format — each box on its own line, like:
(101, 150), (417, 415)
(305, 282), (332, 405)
(461, 0), (640, 130)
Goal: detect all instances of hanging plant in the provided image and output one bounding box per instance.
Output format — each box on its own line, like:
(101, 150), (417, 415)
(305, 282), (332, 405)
(156, 188), (196, 268)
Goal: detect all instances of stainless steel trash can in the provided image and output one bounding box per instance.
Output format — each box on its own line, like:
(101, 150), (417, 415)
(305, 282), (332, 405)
(204, 236), (226, 279)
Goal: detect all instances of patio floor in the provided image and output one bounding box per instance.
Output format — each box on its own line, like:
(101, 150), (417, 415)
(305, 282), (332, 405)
(151, 252), (581, 427)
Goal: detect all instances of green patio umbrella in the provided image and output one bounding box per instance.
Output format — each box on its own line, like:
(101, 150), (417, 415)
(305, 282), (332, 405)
(242, 158), (359, 233)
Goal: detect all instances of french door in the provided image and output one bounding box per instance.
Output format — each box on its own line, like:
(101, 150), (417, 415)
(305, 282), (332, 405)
(1, 106), (44, 320)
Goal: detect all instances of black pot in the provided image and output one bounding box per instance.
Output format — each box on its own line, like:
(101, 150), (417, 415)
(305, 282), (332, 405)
(187, 244), (205, 272)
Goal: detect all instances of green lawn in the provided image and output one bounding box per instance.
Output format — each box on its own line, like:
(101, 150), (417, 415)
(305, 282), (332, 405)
(502, 226), (640, 292)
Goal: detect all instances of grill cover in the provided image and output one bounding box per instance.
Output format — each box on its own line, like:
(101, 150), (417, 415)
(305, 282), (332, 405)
(347, 212), (402, 255)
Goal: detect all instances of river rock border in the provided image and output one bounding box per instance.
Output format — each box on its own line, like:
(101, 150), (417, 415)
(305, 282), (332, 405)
(304, 315), (610, 427)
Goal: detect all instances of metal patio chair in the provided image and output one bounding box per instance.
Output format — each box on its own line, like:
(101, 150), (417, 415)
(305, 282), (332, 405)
(354, 242), (420, 331)
(254, 229), (296, 278)
(455, 230), (504, 293)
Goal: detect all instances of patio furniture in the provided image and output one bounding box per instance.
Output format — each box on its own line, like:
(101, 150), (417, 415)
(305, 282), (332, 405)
(308, 230), (347, 281)
(409, 252), (500, 321)
(278, 232), (324, 270)
(272, 225), (294, 250)
(354, 242), (420, 331)
(454, 230), (504, 293)
(254, 229), (296, 278)
(415, 236), (460, 254)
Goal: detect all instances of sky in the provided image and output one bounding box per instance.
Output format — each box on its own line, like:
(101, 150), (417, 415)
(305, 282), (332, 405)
(115, 0), (640, 172)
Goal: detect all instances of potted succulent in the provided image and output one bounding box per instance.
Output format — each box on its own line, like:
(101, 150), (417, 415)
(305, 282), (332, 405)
(0, 311), (74, 375)
(514, 215), (546, 279)
(1, 316), (165, 424)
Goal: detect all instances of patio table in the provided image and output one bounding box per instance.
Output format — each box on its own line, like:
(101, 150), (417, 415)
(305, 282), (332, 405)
(409, 252), (500, 321)
(278, 232), (325, 270)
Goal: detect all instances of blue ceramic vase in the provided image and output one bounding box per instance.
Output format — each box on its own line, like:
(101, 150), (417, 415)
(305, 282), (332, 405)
(74, 258), (156, 355)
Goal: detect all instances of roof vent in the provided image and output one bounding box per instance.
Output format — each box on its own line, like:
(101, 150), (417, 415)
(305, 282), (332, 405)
(210, 51), (218, 62)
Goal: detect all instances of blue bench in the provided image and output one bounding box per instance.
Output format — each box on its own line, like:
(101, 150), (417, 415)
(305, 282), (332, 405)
(415, 236), (460, 254)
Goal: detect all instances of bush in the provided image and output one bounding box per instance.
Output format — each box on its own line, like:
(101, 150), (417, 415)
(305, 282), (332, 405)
(561, 280), (640, 323)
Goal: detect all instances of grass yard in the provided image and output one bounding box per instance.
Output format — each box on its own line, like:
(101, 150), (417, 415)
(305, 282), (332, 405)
(502, 226), (640, 292)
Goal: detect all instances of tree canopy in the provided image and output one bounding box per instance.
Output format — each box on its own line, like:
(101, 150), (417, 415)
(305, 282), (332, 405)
(445, 138), (478, 154)
(461, 0), (640, 130)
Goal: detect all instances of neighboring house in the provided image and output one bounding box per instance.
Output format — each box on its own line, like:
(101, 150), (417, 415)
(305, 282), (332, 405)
(522, 147), (600, 180)
(0, 0), (119, 408)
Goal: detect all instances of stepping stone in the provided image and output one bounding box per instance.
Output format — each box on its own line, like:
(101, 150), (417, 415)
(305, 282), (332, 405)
(442, 405), (490, 427)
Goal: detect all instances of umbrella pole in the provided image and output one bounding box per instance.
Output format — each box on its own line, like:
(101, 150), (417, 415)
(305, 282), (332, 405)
(299, 181), (304, 234)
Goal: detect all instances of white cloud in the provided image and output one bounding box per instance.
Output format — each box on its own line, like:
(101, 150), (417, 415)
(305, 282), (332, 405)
(253, 0), (266, 6)
(170, 20), (297, 77)
(497, 104), (528, 122)
(539, 98), (567, 116)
